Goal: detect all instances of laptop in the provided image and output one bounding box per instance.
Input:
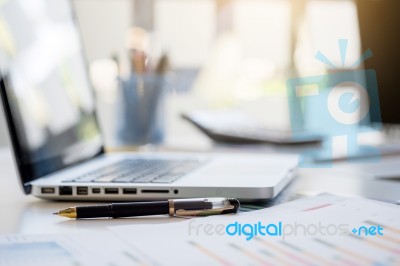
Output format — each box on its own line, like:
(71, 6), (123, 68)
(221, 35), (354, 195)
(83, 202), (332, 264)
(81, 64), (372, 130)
(0, 0), (297, 201)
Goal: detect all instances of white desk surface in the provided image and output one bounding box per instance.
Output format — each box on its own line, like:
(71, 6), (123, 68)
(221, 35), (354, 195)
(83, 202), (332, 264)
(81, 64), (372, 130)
(1, 146), (400, 235)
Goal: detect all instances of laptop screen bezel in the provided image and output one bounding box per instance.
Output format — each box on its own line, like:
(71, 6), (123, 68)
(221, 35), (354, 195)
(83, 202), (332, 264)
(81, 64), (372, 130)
(0, 0), (105, 194)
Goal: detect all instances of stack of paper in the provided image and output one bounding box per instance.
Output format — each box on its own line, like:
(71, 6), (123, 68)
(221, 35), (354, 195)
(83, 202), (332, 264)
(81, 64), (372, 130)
(109, 195), (400, 265)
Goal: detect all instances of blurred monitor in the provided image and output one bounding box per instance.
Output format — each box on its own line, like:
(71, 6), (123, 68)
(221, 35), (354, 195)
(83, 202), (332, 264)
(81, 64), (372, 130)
(357, 0), (400, 124)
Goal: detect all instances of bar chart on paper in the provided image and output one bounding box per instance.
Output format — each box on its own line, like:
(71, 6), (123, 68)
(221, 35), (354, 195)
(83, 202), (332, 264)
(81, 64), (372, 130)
(110, 195), (400, 266)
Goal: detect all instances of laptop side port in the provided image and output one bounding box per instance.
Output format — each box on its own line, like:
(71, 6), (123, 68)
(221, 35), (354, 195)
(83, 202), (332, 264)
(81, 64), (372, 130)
(92, 188), (101, 194)
(41, 187), (55, 194)
(122, 188), (137, 194)
(141, 189), (169, 194)
(105, 188), (119, 194)
(77, 187), (88, 195)
(59, 186), (73, 195)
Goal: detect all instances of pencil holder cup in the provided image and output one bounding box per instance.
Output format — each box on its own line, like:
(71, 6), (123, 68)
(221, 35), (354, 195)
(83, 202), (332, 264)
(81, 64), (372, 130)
(116, 73), (167, 146)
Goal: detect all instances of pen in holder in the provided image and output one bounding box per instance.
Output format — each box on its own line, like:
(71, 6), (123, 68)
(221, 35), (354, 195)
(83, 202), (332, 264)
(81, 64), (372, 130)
(116, 73), (168, 146)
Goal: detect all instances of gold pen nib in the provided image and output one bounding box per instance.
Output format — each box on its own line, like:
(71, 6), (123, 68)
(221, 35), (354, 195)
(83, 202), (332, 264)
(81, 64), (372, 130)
(54, 207), (77, 219)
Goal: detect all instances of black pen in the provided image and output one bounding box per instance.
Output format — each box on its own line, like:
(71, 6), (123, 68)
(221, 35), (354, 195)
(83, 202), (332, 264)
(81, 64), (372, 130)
(53, 198), (240, 219)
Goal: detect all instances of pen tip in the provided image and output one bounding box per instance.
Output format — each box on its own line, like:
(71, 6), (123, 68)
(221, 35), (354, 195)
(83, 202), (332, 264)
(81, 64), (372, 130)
(53, 212), (59, 215)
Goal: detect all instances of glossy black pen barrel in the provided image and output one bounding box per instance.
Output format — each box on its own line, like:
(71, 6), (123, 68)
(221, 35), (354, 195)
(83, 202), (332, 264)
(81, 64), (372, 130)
(76, 201), (169, 218)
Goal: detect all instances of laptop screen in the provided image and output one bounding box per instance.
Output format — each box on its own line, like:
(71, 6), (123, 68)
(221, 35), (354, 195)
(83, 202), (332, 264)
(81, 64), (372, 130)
(0, 0), (103, 189)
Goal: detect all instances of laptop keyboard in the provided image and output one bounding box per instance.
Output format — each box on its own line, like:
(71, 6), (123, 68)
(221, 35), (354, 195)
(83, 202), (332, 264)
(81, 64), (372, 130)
(63, 159), (202, 184)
